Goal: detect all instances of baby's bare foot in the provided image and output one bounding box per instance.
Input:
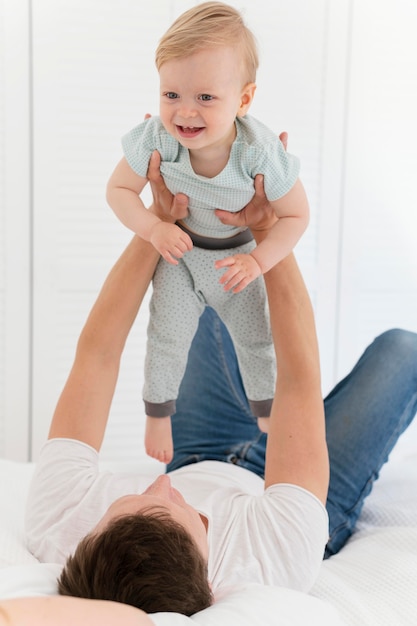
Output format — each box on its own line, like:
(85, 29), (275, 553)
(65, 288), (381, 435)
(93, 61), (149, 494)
(145, 416), (173, 464)
(257, 417), (269, 434)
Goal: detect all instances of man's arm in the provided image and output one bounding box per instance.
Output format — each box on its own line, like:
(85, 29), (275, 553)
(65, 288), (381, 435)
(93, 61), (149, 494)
(0, 597), (154, 626)
(262, 251), (329, 503)
(47, 235), (159, 450)
(217, 175), (329, 505)
(48, 151), (186, 451)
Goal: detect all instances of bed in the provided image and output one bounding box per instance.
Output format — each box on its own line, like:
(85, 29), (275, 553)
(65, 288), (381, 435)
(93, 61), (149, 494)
(1, 424), (417, 626)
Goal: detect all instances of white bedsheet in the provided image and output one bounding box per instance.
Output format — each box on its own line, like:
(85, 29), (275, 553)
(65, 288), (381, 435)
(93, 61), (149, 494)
(1, 440), (416, 625)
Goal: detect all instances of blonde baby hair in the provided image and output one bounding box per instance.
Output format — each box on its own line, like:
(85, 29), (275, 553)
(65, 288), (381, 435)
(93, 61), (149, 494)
(155, 1), (259, 85)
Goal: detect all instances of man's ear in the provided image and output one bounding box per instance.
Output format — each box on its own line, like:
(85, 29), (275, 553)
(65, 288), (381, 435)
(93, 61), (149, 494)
(237, 83), (256, 117)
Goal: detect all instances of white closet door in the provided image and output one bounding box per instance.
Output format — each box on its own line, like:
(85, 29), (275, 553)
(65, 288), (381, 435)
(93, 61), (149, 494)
(2, 0), (414, 462)
(0, 0), (6, 457)
(0, 0), (31, 460)
(30, 0), (348, 462)
(30, 0), (175, 460)
(337, 0), (417, 379)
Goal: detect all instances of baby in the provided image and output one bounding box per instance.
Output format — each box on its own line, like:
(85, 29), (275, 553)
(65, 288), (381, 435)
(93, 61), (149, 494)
(107, 2), (310, 462)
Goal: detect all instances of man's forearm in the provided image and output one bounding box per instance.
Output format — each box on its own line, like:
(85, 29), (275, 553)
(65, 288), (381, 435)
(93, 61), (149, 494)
(255, 230), (329, 502)
(48, 236), (159, 450)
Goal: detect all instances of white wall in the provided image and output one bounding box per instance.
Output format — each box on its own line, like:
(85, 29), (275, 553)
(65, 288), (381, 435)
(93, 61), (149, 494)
(1, 0), (32, 459)
(337, 0), (417, 370)
(1, 0), (416, 462)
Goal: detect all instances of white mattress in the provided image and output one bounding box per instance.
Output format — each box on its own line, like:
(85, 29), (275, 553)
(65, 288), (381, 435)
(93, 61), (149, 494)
(1, 434), (417, 626)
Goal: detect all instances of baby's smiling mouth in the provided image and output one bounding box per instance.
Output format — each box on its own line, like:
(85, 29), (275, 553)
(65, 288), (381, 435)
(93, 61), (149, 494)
(177, 125), (204, 137)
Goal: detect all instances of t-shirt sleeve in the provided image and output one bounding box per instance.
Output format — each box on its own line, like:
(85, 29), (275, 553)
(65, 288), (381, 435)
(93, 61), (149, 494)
(121, 116), (179, 177)
(209, 483), (328, 593)
(24, 439), (100, 563)
(252, 484), (329, 590)
(25, 439), (153, 565)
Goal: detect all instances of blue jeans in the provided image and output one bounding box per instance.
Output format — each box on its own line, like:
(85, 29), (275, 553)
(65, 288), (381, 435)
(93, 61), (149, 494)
(167, 307), (417, 557)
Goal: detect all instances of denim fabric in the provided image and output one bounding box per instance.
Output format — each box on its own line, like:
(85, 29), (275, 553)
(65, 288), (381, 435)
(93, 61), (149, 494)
(167, 308), (417, 557)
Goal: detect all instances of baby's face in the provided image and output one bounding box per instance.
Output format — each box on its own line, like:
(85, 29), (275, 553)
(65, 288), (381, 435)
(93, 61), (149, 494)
(159, 46), (254, 154)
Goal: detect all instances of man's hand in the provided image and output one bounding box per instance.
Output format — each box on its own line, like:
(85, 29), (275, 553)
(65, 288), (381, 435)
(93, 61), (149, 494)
(215, 131), (288, 233)
(215, 173), (276, 233)
(147, 150), (189, 222)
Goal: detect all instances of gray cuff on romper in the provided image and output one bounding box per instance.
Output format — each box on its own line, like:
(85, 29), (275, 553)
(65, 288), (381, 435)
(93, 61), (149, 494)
(144, 399), (177, 418)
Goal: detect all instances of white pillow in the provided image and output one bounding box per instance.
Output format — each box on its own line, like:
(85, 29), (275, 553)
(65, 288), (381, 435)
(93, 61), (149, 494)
(151, 584), (345, 626)
(0, 563), (61, 599)
(0, 565), (344, 625)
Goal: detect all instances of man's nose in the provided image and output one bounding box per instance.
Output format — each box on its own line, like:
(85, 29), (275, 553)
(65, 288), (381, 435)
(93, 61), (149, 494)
(145, 474), (172, 496)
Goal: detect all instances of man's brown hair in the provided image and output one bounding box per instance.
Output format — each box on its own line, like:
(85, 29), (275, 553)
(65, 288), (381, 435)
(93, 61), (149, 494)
(57, 510), (213, 616)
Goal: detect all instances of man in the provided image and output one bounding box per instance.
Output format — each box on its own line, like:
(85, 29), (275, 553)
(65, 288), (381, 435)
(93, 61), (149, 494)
(3, 153), (416, 625)
(24, 150), (329, 613)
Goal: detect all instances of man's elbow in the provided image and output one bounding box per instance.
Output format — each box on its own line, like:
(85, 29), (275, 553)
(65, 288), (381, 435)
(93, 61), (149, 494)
(76, 325), (124, 369)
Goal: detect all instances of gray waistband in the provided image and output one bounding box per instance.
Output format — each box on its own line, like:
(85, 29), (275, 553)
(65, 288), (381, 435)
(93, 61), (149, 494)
(177, 222), (253, 250)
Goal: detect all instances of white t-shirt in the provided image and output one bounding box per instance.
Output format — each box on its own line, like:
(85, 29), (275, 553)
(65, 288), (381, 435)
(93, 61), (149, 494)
(25, 439), (328, 594)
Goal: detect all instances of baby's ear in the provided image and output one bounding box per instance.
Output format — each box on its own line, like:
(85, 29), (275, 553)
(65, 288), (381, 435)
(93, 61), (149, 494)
(237, 83), (256, 116)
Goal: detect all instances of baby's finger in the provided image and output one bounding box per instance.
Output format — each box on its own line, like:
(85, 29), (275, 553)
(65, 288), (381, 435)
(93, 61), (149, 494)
(222, 273), (244, 292)
(215, 256), (236, 270)
(181, 233), (193, 251)
(162, 251), (179, 265)
(231, 277), (251, 294)
(218, 265), (240, 285)
(171, 242), (191, 258)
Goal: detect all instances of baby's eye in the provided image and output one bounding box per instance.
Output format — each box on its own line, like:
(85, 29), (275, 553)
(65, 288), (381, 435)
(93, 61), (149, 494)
(165, 92), (179, 99)
(199, 94), (214, 102)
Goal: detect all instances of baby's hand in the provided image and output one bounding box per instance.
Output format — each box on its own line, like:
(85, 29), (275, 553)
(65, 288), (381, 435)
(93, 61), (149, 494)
(215, 253), (262, 293)
(150, 222), (193, 264)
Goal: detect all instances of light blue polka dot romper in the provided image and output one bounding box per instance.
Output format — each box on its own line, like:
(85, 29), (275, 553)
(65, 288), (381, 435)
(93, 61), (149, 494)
(122, 115), (300, 418)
